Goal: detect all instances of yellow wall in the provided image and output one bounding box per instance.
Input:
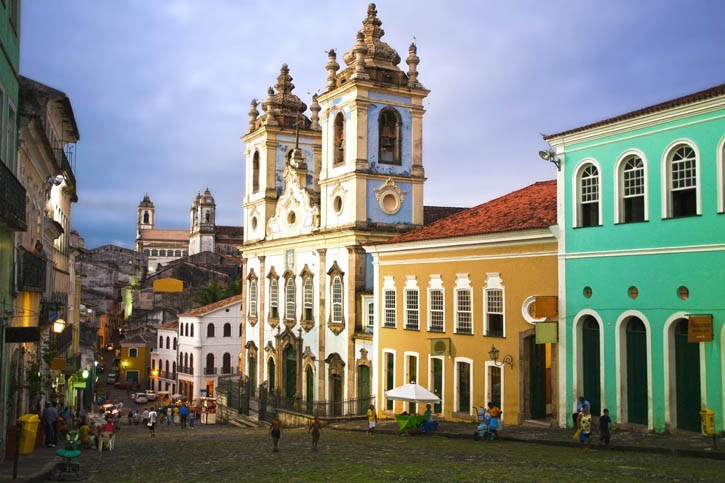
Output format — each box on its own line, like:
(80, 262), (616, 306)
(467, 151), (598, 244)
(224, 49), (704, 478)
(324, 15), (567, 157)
(121, 345), (149, 388)
(376, 239), (558, 424)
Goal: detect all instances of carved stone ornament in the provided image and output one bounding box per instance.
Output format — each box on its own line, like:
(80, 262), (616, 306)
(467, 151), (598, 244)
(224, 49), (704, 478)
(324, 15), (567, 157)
(265, 340), (276, 354)
(302, 346), (316, 367)
(266, 165), (320, 240)
(374, 177), (406, 215)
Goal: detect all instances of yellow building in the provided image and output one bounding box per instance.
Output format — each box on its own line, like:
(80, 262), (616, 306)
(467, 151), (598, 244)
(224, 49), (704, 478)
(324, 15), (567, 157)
(120, 335), (151, 389)
(366, 181), (559, 424)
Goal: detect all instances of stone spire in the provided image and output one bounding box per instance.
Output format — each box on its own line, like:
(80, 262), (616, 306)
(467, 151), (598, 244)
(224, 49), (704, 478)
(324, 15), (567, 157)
(248, 98), (259, 131)
(325, 49), (340, 91)
(309, 94), (321, 130)
(406, 42), (421, 88)
(351, 32), (369, 80)
(259, 65), (310, 129)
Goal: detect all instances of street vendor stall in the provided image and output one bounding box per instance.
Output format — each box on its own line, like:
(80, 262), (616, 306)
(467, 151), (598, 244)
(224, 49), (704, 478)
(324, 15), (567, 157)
(385, 383), (441, 434)
(200, 397), (217, 424)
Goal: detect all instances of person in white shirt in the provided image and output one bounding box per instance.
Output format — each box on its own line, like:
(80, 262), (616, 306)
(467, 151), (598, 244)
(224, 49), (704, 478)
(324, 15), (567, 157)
(147, 407), (158, 437)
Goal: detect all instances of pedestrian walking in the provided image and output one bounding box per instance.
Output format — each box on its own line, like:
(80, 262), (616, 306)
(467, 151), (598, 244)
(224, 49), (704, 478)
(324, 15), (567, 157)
(148, 407), (158, 437)
(366, 404), (377, 436)
(167, 406), (173, 425)
(270, 414), (282, 451)
(42, 402), (59, 447)
(173, 405), (180, 426)
(572, 396), (590, 428)
(180, 404), (189, 430)
(599, 408), (613, 445)
(577, 404), (592, 449)
(127, 410), (133, 426)
(309, 416), (322, 450)
(142, 408), (150, 426)
(189, 407), (196, 429)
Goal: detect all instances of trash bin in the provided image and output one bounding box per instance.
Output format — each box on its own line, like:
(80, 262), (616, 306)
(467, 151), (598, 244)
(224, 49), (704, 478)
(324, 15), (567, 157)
(700, 408), (716, 437)
(17, 414), (40, 455)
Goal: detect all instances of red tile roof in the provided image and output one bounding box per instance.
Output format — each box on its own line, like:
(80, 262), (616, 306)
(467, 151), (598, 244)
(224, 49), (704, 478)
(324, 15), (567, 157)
(424, 206), (468, 225)
(385, 181), (556, 244)
(179, 293), (244, 317)
(159, 320), (179, 330)
(544, 83), (725, 140)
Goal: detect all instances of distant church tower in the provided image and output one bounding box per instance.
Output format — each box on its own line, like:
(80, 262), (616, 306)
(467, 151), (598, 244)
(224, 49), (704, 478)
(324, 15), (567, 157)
(189, 188), (216, 255)
(137, 195), (155, 236)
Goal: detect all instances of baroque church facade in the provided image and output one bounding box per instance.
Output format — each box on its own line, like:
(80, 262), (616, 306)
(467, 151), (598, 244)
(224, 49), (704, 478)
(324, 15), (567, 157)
(239, 4), (429, 411)
(135, 189), (243, 272)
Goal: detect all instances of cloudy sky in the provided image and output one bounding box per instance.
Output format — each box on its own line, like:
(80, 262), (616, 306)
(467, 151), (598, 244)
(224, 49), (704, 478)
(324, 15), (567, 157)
(20, 0), (725, 249)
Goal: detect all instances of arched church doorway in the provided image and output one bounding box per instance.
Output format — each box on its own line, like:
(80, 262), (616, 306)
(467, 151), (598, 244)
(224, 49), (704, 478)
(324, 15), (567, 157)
(581, 315), (601, 416)
(674, 318), (701, 431)
(625, 317), (648, 424)
(283, 345), (297, 401)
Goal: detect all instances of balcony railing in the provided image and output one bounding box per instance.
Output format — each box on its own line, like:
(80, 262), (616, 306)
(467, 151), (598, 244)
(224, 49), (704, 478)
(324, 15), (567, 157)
(220, 365), (236, 375)
(177, 366), (193, 375)
(204, 367), (217, 375)
(0, 160), (26, 231)
(17, 248), (47, 292)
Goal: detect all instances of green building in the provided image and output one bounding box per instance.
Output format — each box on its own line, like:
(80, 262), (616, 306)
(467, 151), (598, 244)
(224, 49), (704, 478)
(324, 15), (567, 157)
(0, 0), (22, 456)
(545, 84), (725, 433)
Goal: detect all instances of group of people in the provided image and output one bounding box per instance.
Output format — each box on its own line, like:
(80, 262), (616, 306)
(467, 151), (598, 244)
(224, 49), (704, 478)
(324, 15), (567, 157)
(476, 401), (502, 441)
(41, 401), (75, 448)
(124, 402), (199, 436)
(572, 396), (613, 448)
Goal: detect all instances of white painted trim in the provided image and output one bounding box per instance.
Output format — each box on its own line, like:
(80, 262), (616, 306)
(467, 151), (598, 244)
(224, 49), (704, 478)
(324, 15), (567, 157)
(371, 255), (380, 410)
(382, 348), (397, 412)
(614, 311), (654, 430)
(428, 355), (445, 414)
(454, 274), (473, 335)
(546, 100), (725, 148)
(521, 296), (546, 325)
(454, 357), (474, 416)
(660, 139), (701, 218)
(565, 243), (725, 259)
(378, 250), (558, 266)
(427, 275), (446, 332)
(572, 158), (603, 228)
(403, 351), (419, 385)
(484, 361), (505, 422)
(662, 312), (688, 430)
(572, 310), (606, 414)
(483, 273), (505, 338)
(613, 149), (649, 223)
(717, 135), (725, 213)
(404, 276), (420, 330)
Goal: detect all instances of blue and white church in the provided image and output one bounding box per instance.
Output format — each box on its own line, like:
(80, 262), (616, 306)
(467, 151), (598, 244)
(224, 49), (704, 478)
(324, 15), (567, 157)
(239, 3), (430, 412)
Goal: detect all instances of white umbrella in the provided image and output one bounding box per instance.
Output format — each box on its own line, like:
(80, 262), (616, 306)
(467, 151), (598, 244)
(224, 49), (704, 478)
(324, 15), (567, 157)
(385, 383), (440, 403)
(171, 393), (184, 400)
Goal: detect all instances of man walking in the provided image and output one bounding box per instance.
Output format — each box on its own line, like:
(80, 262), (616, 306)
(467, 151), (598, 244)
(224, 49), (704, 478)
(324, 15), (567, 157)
(42, 402), (59, 447)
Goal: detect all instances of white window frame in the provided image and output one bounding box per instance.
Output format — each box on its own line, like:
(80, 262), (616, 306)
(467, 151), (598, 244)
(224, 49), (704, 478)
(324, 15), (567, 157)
(427, 275), (445, 332)
(383, 349), (396, 411)
(484, 361), (505, 422)
(285, 276), (296, 321)
(453, 357), (473, 415)
(363, 295), (374, 331)
(248, 279), (258, 318)
(404, 351), (419, 384)
(454, 274), (473, 335)
(382, 276), (396, 328)
(428, 355), (445, 413)
(483, 272), (505, 338)
(614, 150), (649, 223)
(717, 136), (725, 213)
(404, 276), (419, 330)
(661, 140), (701, 218)
(331, 275), (343, 323)
(303, 277), (314, 322)
(571, 159), (602, 228)
(269, 278), (279, 319)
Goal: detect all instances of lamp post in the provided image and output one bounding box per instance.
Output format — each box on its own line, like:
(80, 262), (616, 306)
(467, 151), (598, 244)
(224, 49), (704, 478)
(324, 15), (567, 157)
(92, 360), (98, 410)
(488, 344), (514, 369)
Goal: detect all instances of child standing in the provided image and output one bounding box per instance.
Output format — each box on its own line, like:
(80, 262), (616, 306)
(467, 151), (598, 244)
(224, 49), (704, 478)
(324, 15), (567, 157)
(309, 416), (322, 450)
(577, 404), (592, 449)
(366, 404), (377, 436)
(270, 414), (282, 452)
(599, 408), (612, 445)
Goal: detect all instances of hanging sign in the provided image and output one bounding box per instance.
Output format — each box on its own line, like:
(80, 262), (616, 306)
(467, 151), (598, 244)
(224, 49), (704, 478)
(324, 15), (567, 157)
(688, 314), (713, 343)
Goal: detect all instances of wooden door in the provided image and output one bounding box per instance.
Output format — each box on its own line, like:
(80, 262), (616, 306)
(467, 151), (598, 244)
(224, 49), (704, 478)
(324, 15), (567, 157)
(582, 316), (601, 416)
(675, 319), (701, 431)
(529, 336), (547, 419)
(626, 318), (648, 424)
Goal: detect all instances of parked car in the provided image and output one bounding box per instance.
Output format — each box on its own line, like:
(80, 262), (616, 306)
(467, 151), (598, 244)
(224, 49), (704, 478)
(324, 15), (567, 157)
(105, 342), (115, 351)
(145, 390), (157, 401)
(134, 393), (149, 404)
(114, 380), (132, 390)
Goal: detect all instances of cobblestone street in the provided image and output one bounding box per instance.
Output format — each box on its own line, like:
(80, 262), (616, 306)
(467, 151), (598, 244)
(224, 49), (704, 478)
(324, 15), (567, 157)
(22, 422), (721, 482)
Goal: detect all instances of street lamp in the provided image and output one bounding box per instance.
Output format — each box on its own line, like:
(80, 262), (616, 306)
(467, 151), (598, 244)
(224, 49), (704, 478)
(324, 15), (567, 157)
(92, 360), (99, 409)
(488, 344), (514, 369)
(53, 318), (66, 334)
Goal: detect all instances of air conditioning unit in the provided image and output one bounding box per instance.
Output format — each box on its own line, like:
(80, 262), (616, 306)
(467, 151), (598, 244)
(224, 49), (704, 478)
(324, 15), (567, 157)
(430, 338), (450, 356)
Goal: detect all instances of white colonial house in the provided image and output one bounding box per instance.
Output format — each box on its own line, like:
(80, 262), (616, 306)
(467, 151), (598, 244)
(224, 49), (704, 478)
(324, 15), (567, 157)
(151, 320), (178, 394)
(177, 294), (243, 400)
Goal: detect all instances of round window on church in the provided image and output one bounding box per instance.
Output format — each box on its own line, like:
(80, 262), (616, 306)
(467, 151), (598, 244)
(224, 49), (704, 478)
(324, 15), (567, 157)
(288, 212), (296, 225)
(333, 195), (343, 214)
(380, 193), (400, 215)
(251, 217), (258, 230)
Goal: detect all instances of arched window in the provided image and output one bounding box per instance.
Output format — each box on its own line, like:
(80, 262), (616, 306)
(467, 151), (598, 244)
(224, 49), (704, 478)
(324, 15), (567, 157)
(183, 353), (188, 368)
(159, 335), (163, 348)
(207, 323), (215, 338)
(166, 336), (170, 349)
(151, 249), (158, 257)
(252, 151), (260, 193)
(619, 155), (646, 223)
(239, 323), (242, 337)
(204, 354), (214, 374)
(129, 348), (138, 357)
(173, 337), (177, 350)
(172, 361), (176, 377)
(269, 277), (279, 320)
(190, 324), (194, 337)
(666, 144), (698, 218)
(577, 163), (600, 227)
(190, 353), (194, 371)
(223, 323), (231, 337)
(223, 353), (231, 374)
(143, 212), (150, 224)
(303, 277), (314, 322)
(332, 276), (343, 323)
(333, 112), (345, 165)
(285, 276), (296, 321)
(175, 250), (181, 257)
(248, 277), (258, 319)
(378, 108), (401, 165)
(165, 360), (169, 374)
